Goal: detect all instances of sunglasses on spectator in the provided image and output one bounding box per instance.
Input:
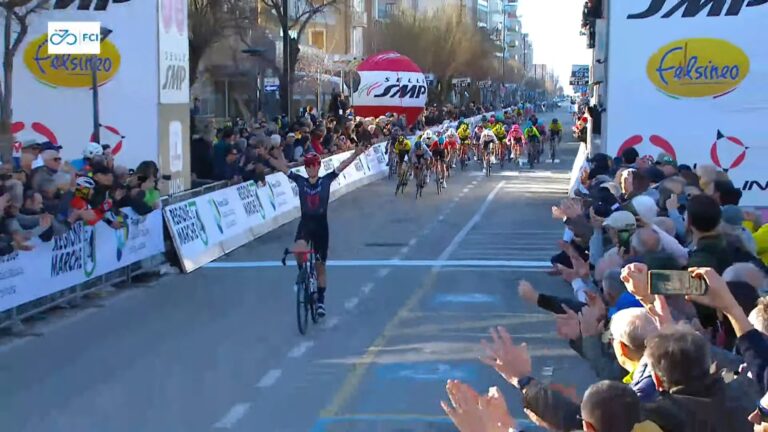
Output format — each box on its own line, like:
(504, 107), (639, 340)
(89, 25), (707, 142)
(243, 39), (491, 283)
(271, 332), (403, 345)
(53, 157), (62, 162)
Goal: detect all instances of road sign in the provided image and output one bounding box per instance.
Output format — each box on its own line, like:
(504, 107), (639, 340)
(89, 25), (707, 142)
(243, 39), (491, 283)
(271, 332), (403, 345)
(264, 77), (279, 92)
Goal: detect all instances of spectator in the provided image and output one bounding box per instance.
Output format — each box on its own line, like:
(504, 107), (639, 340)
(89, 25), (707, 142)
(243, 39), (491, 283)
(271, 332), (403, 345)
(581, 381), (662, 432)
(190, 130), (214, 182)
(29, 150), (62, 193)
(213, 146), (243, 182)
(213, 128), (237, 180)
(644, 324), (754, 431)
(687, 194), (732, 273)
(609, 307), (659, 402)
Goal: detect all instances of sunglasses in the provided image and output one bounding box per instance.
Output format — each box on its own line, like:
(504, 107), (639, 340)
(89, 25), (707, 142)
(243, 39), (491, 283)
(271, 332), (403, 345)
(53, 157), (62, 162)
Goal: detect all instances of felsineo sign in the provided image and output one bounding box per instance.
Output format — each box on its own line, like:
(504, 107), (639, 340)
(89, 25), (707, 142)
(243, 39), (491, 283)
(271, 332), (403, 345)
(605, 0), (768, 206)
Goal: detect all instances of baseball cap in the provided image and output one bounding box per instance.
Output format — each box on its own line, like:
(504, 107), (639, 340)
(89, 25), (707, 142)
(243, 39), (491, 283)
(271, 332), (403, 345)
(600, 182), (622, 198)
(22, 139), (39, 148)
(655, 152), (678, 168)
(603, 210), (637, 230)
(39, 141), (62, 152)
(592, 189), (621, 218)
(721, 205), (744, 226)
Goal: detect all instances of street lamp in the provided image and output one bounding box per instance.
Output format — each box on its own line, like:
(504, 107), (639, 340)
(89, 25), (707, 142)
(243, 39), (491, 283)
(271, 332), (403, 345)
(242, 48), (267, 118)
(91, 26), (112, 144)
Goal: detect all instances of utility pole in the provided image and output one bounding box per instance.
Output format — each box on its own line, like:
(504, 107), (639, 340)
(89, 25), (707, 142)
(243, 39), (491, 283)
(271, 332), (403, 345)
(281, 1), (292, 120)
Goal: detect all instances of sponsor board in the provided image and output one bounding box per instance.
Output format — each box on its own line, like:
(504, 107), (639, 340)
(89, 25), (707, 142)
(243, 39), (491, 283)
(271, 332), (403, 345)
(646, 38), (749, 98)
(606, 0), (768, 205)
(0, 209), (164, 312)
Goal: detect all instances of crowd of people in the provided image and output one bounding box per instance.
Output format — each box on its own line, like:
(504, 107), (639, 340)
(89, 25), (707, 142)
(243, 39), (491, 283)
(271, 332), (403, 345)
(189, 100), (529, 187)
(440, 146), (768, 431)
(0, 140), (163, 256)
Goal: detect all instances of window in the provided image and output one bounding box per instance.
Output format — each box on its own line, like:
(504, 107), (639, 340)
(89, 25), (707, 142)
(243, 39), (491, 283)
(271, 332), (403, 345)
(309, 29), (326, 51)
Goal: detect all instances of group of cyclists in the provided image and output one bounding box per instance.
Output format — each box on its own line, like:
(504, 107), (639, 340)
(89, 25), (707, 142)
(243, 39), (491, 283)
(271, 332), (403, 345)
(387, 106), (565, 195)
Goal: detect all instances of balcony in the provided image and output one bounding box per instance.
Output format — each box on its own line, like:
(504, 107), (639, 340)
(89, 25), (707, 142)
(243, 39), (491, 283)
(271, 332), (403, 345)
(352, 9), (367, 27)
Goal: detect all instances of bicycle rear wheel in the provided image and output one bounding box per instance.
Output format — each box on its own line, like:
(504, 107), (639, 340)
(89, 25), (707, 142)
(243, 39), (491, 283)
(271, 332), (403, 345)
(296, 270), (310, 335)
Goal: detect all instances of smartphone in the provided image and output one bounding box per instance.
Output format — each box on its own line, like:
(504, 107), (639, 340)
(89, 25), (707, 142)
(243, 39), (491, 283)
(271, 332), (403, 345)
(617, 229), (632, 251)
(649, 270), (708, 296)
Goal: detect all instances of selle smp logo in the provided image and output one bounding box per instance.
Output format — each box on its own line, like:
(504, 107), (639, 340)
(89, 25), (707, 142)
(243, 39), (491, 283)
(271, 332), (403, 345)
(52, 0), (131, 11)
(628, 0), (766, 18)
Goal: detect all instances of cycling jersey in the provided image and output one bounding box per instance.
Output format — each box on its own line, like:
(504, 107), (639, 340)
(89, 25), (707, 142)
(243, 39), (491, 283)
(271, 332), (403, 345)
(524, 127), (541, 139)
(549, 123), (563, 134)
(457, 125), (470, 141)
(444, 138), (459, 151)
(394, 139), (411, 153)
(410, 145), (433, 162)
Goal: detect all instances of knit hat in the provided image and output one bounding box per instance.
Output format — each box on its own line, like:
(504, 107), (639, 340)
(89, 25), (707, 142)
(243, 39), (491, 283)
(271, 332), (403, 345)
(721, 205), (744, 226)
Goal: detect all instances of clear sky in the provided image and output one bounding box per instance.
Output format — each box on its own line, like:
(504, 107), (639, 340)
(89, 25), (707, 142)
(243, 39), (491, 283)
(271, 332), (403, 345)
(516, 0), (592, 93)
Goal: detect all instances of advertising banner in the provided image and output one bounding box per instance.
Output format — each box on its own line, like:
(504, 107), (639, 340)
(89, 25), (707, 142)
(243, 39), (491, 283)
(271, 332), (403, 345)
(605, 0), (768, 205)
(158, 0), (190, 104)
(0, 209), (165, 312)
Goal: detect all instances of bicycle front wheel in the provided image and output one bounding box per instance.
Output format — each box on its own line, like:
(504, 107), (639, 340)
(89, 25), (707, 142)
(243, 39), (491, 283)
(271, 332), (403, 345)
(296, 272), (310, 335)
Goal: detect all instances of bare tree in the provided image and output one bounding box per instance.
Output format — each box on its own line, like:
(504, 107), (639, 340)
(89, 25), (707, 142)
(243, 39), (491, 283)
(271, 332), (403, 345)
(0, 0), (47, 164)
(258, 0), (339, 116)
(374, 8), (498, 104)
(188, 0), (254, 89)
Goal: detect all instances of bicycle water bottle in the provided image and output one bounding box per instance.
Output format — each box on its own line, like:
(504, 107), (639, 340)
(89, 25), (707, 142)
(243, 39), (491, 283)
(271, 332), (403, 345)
(310, 275), (317, 294)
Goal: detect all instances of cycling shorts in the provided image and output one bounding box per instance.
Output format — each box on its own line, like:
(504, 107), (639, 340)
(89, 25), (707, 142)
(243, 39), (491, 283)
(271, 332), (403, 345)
(397, 149), (409, 163)
(482, 141), (493, 152)
(432, 148), (446, 161)
(295, 215), (329, 262)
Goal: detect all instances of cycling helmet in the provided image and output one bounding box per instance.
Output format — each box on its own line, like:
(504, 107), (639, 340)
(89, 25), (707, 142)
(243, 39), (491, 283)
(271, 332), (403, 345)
(304, 152), (321, 166)
(422, 130), (434, 140)
(552, 118), (559, 124)
(512, 124), (521, 132)
(83, 142), (103, 158)
(488, 117), (496, 124)
(481, 115), (488, 122)
(414, 141), (424, 150)
(397, 135), (406, 142)
(446, 128), (457, 137)
(76, 176), (96, 189)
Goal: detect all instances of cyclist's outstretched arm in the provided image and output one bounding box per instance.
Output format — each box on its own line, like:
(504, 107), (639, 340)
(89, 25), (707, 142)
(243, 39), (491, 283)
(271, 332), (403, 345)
(335, 144), (366, 174)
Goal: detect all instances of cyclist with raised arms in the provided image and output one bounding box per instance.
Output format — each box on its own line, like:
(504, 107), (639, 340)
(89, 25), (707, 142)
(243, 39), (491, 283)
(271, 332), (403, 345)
(268, 146), (366, 317)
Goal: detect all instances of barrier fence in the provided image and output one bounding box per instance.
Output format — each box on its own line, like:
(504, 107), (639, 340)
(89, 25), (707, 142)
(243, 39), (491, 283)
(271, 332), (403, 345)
(0, 109), (506, 330)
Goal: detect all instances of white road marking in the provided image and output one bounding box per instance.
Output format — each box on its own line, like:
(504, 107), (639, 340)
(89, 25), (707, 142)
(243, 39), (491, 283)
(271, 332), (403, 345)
(453, 197), (460, 202)
(256, 369), (282, 388)
(344, 297), (359, 310)
(324, 316), (340, 329)
(213, 403), (252, 429)
(408, 238), (417, 247)
(287, 341), (315, 358)
(462, 187), (470, 193)
(377, 268), (391, 277)
(207, 259), (552, 268)
(438, 181), (505, 261)
(438, 215), (445, 221)
(361, 282), (374, 295)
(399, 246), (410, 254)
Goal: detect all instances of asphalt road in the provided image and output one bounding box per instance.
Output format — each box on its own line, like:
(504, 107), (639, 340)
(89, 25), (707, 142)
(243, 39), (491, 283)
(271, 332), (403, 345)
(0, 108), (598, 432)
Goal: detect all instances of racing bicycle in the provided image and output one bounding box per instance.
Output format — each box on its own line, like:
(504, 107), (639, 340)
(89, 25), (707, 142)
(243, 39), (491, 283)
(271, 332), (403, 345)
(282, 245), (319, 335)
(414, 162), (428, 199)
(395, 160), (411, 195)
(549, 133), (561, 163)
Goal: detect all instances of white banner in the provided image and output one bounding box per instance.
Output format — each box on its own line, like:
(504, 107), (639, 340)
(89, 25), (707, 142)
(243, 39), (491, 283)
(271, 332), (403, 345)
(605, 1), (768, 206)
(158, 0), (190, 104)
(354, 71), (428, 108)
(0, 209), (165, 312)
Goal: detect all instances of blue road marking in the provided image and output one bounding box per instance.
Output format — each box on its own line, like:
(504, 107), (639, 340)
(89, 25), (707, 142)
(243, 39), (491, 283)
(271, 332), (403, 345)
(374, 362), (479, 381)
